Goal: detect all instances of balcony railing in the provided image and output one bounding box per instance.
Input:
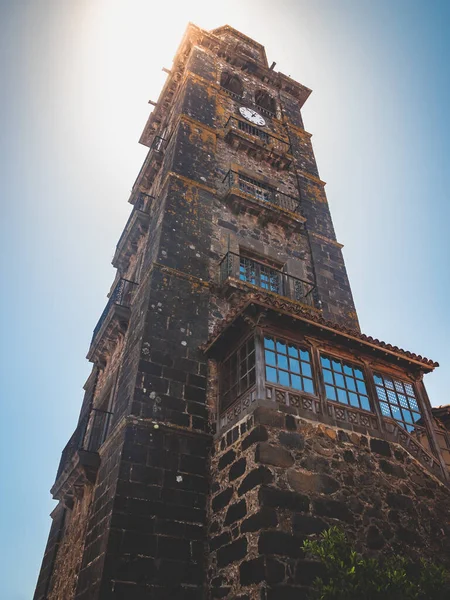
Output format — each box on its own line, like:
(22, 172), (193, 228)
(115, 192), (154, 256)
(219, 251), (315, 306)
(225, 116), (291, 156)
(221, 87), (243, 101)
(91, 278), (137, 344)
(150, 135), (167, 153)
(55, 408), (113, 481)
(224, 170), (301, 215)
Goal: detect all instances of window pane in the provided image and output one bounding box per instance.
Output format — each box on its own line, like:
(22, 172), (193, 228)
(337, 388), (348, 404)
(321, 356), (331, 369)
(345, 376), (356, 392)
(325, 385), (336, 400)
(303, 378), (314, 394)
(301, 362), (312, 378)
(264, 337), (275, 350)
(279, 370), (289, 386)
(276, 340), (287, 354)
(409, 398), (419, 411)
(265, 350), (276, 366)
(300, 349), (310, 361)
(289, 358), (300, 373)
(288, 344), (298, 358)
(332, 360), (342, 372)
(349, 392), (359, 407)
(356, 380), (367, 395)
(343, 364), (353, 376)
(376, 386), (387, 401)
(354, 369), (364, 380)
(323, 369), (333, 384)
(266, 366), (277, 382)
(380, 402), (391, 417)
(404, 383), (415, 396)
(334, 373), (345, 388)
(291, 375), (302, 390)
(373, 374), (383, 386)
(360, 396), (370, 412)
(278, 354), (288, 370)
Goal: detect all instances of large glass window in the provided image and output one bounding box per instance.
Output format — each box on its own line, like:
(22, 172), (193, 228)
(221, 337), (256, 410)
(320, 355), (371, 412)
(264, 336), (314, 394)
(373, 373), (421, 433)
(240, 256), (282, 295)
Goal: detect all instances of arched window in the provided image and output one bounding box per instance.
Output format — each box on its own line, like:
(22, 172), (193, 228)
(255, 90), (276, 115)
(220, 71), (244, 98)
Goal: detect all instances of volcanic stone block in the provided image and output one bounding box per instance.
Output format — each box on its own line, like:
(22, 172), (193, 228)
(259, 486), (310, 512)
(241, 426), (269, 451)
(313, 498), (353, 523)
(217, 537), (248, 568)
(239, 556), (265, 585)
(229, 458), (247, 481)
(212, 487), (234, 512)
(240, 507), (278, 533)
(287, 470), (340, 495)
(278, 432), (305, 450)
(259, 531), (305, 558)
(256, 443), (294, 468)
(370, 438), (392, 457)
(292, 514), (328, 535)
(224, 500), (247, 526)
(238, 467), (273, 496)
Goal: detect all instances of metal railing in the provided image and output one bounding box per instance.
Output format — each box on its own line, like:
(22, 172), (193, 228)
(91, 278), (137, 344)
(225, 116), (291, 155)
(55, 408), (113, 480)
(115, 193), (154, 252)
(219, 251), (315, 306)
(150, 136), (167, 153)
(221, 87), (243, 101)
(224, 170), (301, 214)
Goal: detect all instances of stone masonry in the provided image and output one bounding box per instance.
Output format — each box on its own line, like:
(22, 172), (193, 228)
(34, 23), (450, 600)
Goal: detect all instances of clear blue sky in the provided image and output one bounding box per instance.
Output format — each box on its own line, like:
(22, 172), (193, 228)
(1, 1), (449, 597)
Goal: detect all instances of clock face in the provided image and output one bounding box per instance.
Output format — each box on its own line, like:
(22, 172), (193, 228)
(239, 106), (266, 127)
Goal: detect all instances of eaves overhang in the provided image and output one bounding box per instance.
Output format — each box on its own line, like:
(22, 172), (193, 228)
(201, 291), (439, 372)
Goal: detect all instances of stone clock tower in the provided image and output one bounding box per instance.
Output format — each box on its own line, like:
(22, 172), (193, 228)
(34, 24), (450, 600)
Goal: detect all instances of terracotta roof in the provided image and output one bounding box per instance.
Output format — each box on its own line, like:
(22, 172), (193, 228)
(202, 290), (439, 370)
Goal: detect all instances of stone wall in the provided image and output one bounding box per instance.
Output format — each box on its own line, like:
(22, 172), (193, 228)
(208, 407), (450, 600)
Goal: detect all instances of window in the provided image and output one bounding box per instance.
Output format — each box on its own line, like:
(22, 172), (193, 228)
(220, 71), (243, 97)
(239, 255), (282, 294)
(264, 336), (314, 394)
(373, 373), (422, 433)
(237, 173), (273, 203)
(321, 356), (370, 411)
(221, 337), (256, 410)
(255, 90), (276, 115)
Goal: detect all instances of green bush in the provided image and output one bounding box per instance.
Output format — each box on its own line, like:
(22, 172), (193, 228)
(303, 527), (449, 600)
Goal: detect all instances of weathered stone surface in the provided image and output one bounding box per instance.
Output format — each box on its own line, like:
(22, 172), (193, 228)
(292, 514), (328, 535)
(229, 457), (246, 481)
(370, 438), (392, 457)
(260, 486), (310, 512)
(218, 449), (236, 471)
(241, 426), (269, 451)
(224, 500), (247, 526)
(256, 443), (294, 468)
(239, 557), (265, 585)
(313, 498), (354, 523)
(279, 432), (305, 450)
(287, 469), (340, 495)
(240, 507), (278, 533)
(212, 487), (234, 513)
(259, 531), (305, 558)
(238, 467), (273, 496)
(217, 537), (248, 568)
